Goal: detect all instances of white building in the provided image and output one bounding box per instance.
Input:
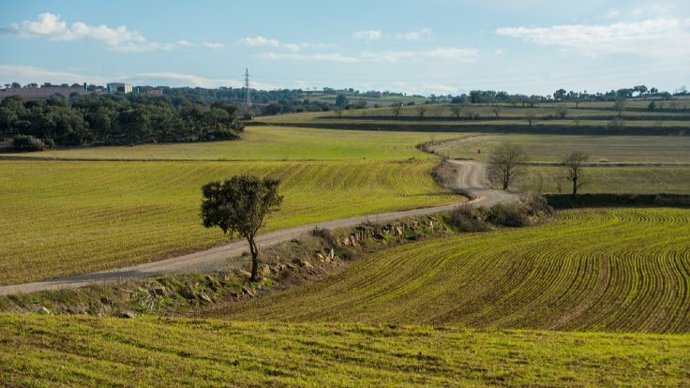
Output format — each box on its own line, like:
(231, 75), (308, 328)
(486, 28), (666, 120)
(107, 83), (133, 94)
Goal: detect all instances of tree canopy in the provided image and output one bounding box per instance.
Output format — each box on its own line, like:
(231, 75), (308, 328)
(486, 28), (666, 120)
(201, 175), (283, 281)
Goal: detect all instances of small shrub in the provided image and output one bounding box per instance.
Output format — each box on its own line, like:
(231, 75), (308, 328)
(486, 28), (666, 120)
(486, 203), (529, 227)
(11, 135), (46, 152)
(522, 192), (554, 217)
(447, 205), (488, 232)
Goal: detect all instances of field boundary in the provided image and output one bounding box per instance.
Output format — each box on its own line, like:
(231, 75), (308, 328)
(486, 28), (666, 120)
(255, 121), (690, 136)
(545, 193), (690, 208)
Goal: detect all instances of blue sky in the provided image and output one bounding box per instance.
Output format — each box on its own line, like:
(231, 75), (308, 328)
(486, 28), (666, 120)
(1, 0), (689, 95)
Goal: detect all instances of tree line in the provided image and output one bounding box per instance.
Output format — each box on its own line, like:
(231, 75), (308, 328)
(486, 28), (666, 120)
(0, 94), (244, 148)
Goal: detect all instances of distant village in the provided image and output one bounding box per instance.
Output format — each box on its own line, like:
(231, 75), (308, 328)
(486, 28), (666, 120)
(0, 82), (163, 101)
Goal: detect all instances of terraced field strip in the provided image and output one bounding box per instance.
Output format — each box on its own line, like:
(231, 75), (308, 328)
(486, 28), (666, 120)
(518, 165), (690, 194)
(2, 314), (689, 387)
(260, 103), (690, 122)
(0, 125), (460, 161)
(430, 134), (690, 163)
(0, 160), (457, 285)
(217, 208), (690, 333)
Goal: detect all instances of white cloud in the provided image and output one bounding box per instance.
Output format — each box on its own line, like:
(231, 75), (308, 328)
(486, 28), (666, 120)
(360, 47), (478, 63)
(353, 30), (381, 41)
(241, 36), (334, 54)
(202, 41), (225, 49)
(496, 18), (690, 57)
(259, 52), (360, 63)
(2, 12), (177, 52)
(240, 35), (280, 47)
(0, 64), (109, 85)
(396, 28), (431, 41)
(177, 40), (193, 47)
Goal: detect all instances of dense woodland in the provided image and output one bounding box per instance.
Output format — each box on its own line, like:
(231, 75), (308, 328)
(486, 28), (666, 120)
(0, 94), (243, 148)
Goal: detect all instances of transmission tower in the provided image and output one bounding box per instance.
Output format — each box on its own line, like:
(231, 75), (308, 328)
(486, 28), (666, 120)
(244, 68), (251, 106)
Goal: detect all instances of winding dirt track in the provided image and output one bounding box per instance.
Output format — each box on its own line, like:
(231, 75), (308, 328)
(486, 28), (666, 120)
(0, 161), (517, 295)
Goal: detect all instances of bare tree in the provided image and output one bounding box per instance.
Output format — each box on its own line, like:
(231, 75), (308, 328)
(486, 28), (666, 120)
(562, 151), (588, 195)
(392, 103), (403, 120)
(491, 104), (502, 119)
(449, 104), (463, 119)
(525, 111), (537, 127)
(487, 142), (528, 190)
(416, 105), (427, 118)
(613, 99), (626, 117)
(555, 106), (568, 119)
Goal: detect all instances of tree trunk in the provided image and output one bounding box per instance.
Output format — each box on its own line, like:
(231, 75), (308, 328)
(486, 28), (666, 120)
(248, 237), (260, 282)
(572, 176), (578, 196)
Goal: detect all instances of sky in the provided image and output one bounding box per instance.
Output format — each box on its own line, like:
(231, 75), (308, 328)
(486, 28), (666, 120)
(1, 0), (689, 96)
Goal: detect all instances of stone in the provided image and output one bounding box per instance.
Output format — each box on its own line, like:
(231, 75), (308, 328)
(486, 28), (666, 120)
(119, 310), (137, 319)
(151, 287), (167, 296)
(199, 292), (214, 304)
(39, 306), (51, 315)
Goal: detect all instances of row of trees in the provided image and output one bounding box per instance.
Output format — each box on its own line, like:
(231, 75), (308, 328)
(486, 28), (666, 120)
(0, 94), (244, 147)
(488, 142), (588, 195)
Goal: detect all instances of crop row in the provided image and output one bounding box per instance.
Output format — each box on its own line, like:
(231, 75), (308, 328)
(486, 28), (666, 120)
(1, 314), (689, 386)
(222, 208), (690, 333)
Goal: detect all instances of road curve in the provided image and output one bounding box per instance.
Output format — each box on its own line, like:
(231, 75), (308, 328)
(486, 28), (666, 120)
(0, 160), (517, 295)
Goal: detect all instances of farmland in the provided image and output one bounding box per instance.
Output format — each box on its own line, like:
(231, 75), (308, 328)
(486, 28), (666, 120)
(258, 100), (690, 134)
(0, 159), (457, 285)
(517, 165), (690, 194)
(431, 134), (690, 163)
(2, 314), (689, 387)
(0, 125), (457, 161)
(211, 208), (690, 333)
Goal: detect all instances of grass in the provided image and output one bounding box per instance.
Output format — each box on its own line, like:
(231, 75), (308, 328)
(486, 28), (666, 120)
(0, 125), (458, 161)
(520, 165), (690, 194)
(0, 159), (457, 286)
(212, 208), (690, 333)
(1, 314), (689, 387)
(431, 133), (690, 163)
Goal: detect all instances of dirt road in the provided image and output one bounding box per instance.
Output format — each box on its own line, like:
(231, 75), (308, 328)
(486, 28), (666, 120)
(0, 161), (517, 295)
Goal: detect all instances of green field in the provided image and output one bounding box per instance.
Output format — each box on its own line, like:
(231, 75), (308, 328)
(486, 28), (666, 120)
(2, 314), (688, 387)
(519, 165), (690, 194)
(1, 126), (457, 161)
(212, 208), (690, 333)
(432, 134), (690, 163)
(0, 159), (457, 285)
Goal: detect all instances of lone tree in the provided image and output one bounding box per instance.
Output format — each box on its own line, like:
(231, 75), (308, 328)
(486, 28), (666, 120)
(416, 105), (427, 118)
(201, 175), (283, 282)
(392, 103), (403, 120)
(613, 99), (626, 117)
(449, 104), (463, 119)
(562, 151), (588, 195)
(487, 142), (528, 190)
